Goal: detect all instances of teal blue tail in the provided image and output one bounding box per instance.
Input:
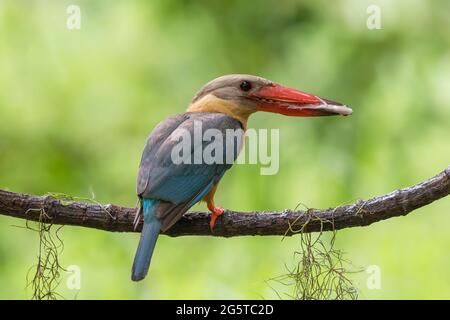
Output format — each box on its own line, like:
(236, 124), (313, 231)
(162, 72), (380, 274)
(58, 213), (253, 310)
(131, 199), (161, 281)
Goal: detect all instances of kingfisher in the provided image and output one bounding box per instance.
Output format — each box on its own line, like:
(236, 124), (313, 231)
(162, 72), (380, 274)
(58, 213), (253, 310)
(132, 74), (352, 281)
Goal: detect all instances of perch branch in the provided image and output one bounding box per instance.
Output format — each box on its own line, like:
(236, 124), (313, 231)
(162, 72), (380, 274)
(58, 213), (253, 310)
(0, 166), (449, 237)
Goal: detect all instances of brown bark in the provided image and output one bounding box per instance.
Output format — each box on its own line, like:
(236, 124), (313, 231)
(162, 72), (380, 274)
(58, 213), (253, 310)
(0, 166), (449, 237)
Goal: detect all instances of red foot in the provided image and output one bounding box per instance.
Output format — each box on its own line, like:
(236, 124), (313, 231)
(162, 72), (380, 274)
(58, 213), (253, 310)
(208, 205), (224, 231)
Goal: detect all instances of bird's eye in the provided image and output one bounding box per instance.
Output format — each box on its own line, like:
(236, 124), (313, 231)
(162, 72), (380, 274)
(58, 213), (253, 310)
(240, 81), (252, 92)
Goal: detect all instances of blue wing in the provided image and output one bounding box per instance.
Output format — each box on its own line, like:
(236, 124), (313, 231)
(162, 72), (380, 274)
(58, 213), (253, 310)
(136, 112), (243, 230)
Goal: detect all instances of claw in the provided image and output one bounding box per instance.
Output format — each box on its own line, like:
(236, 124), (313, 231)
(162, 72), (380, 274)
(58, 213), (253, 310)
(208, 205), (224, 231)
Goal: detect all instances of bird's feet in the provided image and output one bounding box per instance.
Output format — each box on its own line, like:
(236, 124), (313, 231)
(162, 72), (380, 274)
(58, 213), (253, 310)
(207, 203), (224, 231)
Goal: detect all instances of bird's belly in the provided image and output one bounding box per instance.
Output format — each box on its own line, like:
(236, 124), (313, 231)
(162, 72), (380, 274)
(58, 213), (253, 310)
(201, 183), (218, 203)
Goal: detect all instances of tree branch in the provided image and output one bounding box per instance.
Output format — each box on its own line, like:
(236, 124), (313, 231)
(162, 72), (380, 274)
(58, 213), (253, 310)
(0, 166), (449, 237)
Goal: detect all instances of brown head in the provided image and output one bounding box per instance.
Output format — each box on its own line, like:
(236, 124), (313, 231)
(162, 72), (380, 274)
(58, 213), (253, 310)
(187, 74), (352, 127)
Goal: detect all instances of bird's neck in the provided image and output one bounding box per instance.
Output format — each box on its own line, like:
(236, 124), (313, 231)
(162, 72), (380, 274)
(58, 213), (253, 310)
(187, 94), (252, 129)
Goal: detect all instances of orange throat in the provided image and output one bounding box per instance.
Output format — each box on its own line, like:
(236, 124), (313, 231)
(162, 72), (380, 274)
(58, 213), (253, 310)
(187, 94), (252, 129)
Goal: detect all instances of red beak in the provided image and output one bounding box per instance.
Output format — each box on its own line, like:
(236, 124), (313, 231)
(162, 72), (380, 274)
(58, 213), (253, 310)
(250, 83), (352, 116)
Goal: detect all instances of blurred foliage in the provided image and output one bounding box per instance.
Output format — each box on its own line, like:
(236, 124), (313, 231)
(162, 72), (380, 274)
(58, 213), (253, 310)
(0, 0), (449, 299)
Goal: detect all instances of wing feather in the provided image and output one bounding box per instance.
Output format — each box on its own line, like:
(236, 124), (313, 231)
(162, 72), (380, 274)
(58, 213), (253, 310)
(136, 112), (244, 228)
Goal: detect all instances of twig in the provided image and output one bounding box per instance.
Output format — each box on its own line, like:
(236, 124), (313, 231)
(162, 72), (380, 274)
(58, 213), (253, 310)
(0, 166), (448, 237)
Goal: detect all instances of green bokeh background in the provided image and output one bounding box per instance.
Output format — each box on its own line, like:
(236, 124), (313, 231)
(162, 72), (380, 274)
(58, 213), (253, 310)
(0, 0), (449, 299)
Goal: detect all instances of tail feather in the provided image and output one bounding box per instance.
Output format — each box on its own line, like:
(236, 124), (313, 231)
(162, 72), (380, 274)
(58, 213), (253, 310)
(131, 199), (161, 281)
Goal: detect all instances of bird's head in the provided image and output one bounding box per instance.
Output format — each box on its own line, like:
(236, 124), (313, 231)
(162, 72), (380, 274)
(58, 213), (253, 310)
(188, 74), (352, 124)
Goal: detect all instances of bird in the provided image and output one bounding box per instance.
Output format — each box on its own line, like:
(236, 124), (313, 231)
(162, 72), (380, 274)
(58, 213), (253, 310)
(131, 74), (352, 281)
